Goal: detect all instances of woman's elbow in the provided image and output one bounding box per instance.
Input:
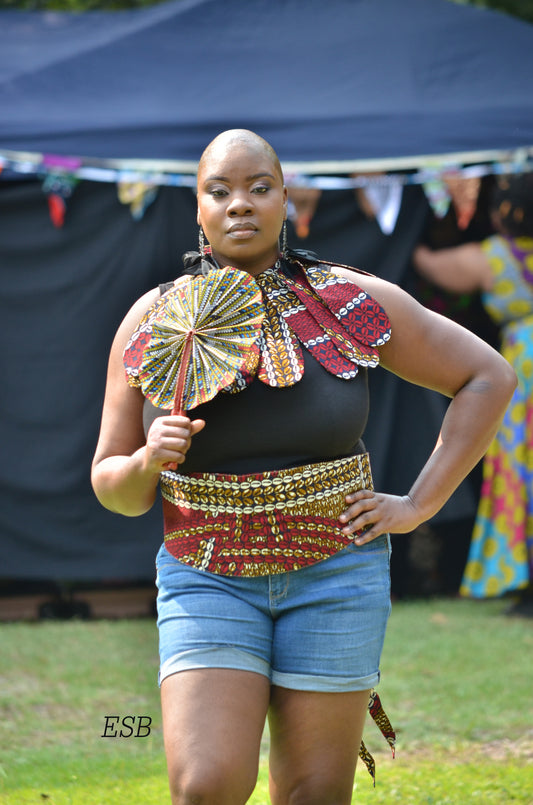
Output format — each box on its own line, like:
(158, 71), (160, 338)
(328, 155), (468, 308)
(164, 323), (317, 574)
(465, 351), (517, 418)
(501, 358), (518, 398)
(490, 354), (518, 407)
(92, 486), (155, 518)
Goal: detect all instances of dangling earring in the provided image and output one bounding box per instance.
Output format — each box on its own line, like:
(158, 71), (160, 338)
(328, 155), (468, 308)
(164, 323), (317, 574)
(280, 220), (288, 257)
(198, 226), (206, 256)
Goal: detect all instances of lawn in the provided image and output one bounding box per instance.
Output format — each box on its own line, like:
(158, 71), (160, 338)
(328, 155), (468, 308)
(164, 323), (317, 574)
(0, 598), (531, 804)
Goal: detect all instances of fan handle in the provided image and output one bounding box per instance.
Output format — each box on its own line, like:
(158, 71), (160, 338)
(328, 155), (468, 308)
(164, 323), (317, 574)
(165, 331), (194, 471)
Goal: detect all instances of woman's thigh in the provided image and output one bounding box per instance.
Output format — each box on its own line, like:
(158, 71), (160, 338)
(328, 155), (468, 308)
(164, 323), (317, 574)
(268, 686), (371, 805)
(161, 668), (270, 805)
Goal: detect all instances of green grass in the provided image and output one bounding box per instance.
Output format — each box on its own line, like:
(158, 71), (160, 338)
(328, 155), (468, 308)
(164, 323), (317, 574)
(0, 599), (531, 804)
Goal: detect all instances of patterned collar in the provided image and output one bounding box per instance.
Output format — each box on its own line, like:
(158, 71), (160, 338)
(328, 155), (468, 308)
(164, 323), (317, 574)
(123, 256), (392, 402)
(222, 257), (391, 393)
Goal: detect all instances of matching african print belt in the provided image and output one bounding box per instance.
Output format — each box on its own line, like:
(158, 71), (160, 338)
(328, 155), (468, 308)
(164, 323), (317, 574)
(159, 453), (373, 577)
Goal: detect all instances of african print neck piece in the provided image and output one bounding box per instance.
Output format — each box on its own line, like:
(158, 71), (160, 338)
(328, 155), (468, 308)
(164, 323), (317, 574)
(222, 256), (391, 393)
(123, 254), (391, 405)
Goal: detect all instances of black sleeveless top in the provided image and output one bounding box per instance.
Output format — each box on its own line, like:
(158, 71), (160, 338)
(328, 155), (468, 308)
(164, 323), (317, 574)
(143, 348), (369, 475)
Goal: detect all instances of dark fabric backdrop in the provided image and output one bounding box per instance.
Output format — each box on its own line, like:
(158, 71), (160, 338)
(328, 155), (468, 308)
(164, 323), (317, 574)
(0, 179), (479, 581)
(0, 180), (196, 581)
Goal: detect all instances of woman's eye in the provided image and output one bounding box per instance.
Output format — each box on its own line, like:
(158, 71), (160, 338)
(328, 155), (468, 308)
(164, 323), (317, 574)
(252, 185), (269, 194)
(204, 185), (228, 196)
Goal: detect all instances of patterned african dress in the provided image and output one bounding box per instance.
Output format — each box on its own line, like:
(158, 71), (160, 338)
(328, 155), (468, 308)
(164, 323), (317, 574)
(461, 235), (533, 598)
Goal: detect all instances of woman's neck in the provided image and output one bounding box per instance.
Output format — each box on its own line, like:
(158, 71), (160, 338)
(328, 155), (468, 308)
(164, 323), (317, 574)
(210, 249), (280, 277)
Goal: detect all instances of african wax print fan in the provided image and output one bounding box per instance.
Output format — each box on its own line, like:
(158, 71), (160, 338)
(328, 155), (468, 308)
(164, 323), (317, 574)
(123, 267), (265, 416)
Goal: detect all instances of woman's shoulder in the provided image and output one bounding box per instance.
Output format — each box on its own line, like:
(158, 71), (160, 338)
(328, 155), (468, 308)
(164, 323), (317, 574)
(322, 261), (409, 315)
(118, 277), (190, 339)
(119, 287), (161, 334)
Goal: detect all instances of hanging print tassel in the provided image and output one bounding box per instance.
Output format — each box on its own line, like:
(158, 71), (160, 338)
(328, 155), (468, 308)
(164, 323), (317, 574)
(358, 689), (397, 784)
(368, 689), (397, 756)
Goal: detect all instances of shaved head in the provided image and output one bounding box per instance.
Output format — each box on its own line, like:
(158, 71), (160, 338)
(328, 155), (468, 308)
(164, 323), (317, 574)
(197, 129), (284, 184)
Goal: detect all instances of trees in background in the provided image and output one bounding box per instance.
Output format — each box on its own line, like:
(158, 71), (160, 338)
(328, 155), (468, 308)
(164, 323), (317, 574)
(454, 0), (533, 23)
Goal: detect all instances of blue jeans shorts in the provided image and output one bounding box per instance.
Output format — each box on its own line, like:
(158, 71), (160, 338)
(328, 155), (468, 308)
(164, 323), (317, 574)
(155, 535), (392, 692)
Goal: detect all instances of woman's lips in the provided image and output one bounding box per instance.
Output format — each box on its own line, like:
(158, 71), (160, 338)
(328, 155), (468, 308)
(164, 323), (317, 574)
(227, 223), (258, 238)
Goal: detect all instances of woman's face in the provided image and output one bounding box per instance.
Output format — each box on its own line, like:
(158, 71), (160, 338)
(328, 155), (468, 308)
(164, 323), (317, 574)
(197, 142), (288, 276)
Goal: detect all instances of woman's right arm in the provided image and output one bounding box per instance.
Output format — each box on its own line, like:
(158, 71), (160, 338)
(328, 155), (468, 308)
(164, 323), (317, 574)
(412, 242), (493, 294)
(91, 290), (205, 517)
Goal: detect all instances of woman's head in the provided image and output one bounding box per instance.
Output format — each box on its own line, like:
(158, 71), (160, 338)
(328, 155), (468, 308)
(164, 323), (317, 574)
(490, 173), (533, 238)
(196, 129), (288, 275)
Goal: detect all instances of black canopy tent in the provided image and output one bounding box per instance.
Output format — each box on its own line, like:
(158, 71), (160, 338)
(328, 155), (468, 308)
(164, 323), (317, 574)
(1, 0), (532, 169)
(1, 0), (532, 584)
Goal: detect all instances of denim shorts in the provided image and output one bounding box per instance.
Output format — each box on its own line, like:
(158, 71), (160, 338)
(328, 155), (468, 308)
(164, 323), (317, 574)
(155, 535), (391, 692)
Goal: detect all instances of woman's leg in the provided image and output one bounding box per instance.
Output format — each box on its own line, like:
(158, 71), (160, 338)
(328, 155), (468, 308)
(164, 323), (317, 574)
(268, 686), (370, 805)
(161, 668), (270, 805)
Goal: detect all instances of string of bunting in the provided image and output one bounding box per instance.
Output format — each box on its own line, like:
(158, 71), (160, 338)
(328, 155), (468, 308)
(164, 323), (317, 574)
(1, 147), (532, 232)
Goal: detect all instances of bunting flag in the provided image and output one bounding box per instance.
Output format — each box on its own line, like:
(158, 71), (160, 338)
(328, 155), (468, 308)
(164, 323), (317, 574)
(41, 173), (79, 228)
(1, 147), (531, 230)
(355, 177), (404, 235)
(117, 181), (159, 220)
(422, 169), (452, 219)
(287, 187), (322, 238)
(444, 173), (482, 230)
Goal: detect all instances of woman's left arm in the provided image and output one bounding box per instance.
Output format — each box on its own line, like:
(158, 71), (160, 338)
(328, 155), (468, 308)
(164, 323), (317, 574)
(336, 271), (517, 543)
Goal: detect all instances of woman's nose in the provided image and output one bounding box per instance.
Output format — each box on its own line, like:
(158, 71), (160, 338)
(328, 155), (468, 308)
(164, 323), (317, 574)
(227, 193), (253, 216)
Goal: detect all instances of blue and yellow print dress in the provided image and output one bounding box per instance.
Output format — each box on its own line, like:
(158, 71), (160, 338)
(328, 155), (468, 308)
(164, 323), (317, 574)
(461, 235), (533, 598)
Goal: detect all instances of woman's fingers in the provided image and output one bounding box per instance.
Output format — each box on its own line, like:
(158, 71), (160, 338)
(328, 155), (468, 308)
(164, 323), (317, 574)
(339, 490), (381, 541)
(339, 490), (376, 528)
(146, 416), (205, 470)
(339, 491), (419, 544)
(190, 418), (206, 436)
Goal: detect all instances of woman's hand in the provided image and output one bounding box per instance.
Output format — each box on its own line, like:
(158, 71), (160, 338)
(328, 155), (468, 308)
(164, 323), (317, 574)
(92, 414), (205, 516)
(339, 489), (422, 545)
(145, 415), (205, 472)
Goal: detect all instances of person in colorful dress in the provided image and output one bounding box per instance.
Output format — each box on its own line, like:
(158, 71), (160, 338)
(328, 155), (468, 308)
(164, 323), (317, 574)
(91, 130), (515, 805)
(413, 173), (533, 614)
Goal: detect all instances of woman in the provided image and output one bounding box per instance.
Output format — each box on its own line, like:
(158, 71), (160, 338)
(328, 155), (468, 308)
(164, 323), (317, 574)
(92, 130), (516, 805)
(413, 173), (533, 612)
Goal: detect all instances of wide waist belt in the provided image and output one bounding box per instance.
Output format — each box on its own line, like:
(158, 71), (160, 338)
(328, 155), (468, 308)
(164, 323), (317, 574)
(159, 453), (373, 577)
